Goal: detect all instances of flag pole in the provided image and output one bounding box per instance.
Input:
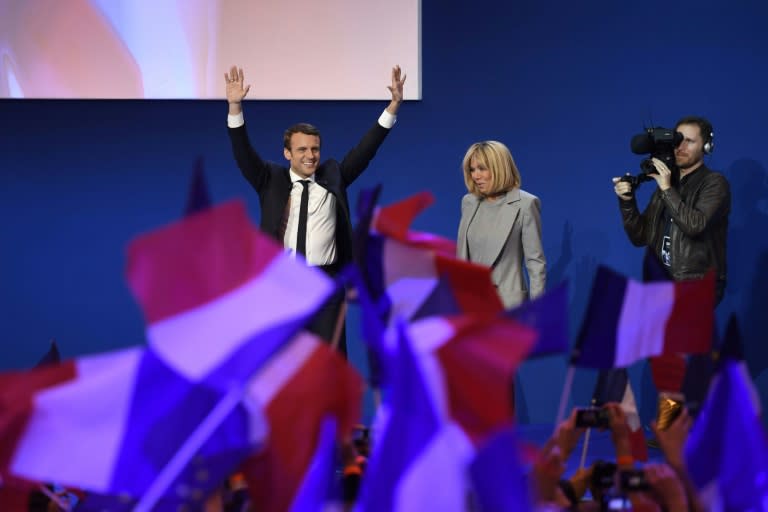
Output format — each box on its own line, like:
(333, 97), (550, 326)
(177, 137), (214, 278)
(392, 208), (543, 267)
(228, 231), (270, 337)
(330, 299), (348, 353)
(38, 485), (71, 512)
(134, 385), (245, 512)
(578, 428), (591, 470)
(555, 365), (575, 430)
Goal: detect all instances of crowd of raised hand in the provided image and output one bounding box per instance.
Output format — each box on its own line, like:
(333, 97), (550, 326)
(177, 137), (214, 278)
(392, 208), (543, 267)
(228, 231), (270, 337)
(532, 404), (701, 511)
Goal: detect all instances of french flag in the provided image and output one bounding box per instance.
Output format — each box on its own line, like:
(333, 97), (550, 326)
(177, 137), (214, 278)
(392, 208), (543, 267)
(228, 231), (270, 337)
(239, 331), (364, 512)
(467, 427), (532, 511)
(285, 416), (342, 512)
(0, 200), (335, 506)
(684, 360), (768, 510)
(353, 187), (503, 330)
(573, 266), (715, 368)
(357, 314), (537, 511)
(716, 315), (762, 416)
(591, 369), (648, 462)
(504, 281), (570, 358)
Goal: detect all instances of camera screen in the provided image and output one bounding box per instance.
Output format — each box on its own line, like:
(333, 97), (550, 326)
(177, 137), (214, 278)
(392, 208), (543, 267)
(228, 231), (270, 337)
(575, 407), (610, 428)
(606, 496), (631, 510)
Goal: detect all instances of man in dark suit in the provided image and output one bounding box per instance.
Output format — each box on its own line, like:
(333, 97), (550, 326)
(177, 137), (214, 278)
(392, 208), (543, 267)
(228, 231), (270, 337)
(224, 65), (405, 355)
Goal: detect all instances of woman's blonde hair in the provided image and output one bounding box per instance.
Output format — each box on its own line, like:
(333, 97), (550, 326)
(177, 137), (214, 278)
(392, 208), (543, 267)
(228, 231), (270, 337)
(462, 140), (521, 196)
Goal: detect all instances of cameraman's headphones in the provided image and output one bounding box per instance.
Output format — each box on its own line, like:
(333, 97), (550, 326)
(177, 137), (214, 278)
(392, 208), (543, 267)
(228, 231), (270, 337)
(700, 118), (715, 155)
(703, 128), (715, 155)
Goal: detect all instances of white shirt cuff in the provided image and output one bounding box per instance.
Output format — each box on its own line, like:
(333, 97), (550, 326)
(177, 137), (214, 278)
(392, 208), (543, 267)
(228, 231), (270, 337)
(378, 109), (396, 129)
(227, 112), (245, 128)
(230, 110), (392, 129)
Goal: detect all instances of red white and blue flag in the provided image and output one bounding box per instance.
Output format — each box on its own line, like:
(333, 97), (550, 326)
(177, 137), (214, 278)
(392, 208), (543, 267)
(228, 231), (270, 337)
(239, 331), (363, 512)
(0, 200), (335, 508)
(356, 314), (537, 511)
(353, 187), (503, 331)
(684, 360), (768, 510)
(504, 281), (570, 358)
(573, 266), (714, 368)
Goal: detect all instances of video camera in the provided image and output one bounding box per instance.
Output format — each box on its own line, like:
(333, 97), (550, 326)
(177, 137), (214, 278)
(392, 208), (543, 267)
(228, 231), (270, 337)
(620, 127), (683, 189)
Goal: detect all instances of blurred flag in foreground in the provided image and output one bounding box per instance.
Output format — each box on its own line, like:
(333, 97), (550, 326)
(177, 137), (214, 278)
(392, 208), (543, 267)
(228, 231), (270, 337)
(357, 314), (536, 511)
(685, 360), (768, 510)
(0, 200), (334, 509)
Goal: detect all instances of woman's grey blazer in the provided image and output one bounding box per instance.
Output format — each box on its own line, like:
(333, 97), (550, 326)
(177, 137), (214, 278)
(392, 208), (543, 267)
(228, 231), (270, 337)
(456, 188), (546, 309)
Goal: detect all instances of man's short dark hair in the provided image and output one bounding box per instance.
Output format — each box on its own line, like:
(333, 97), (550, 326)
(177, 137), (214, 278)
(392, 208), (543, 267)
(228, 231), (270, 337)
(283, 123), (321, 150)
(675, 115), (714, 145)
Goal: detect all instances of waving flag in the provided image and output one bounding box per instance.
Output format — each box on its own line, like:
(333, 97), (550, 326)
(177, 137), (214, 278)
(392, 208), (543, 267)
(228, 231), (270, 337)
(288, 417), (342, 512)
(355, 321), (444, 512)
(573, 266), (714, 368)
(0, 200), (334, 508)
(0, 340), (68, 512)
(468, 427), (532, 511)
(643, 250), (689, 395)
(357, 315), (537, 511)
(715, 315), (761, 416)
(240, 331), (363, 512)
(505, 281), (570, 358)
(684, 360), (768, 510)
(354, 187), (503, 329)
(352, 188), (504, 388)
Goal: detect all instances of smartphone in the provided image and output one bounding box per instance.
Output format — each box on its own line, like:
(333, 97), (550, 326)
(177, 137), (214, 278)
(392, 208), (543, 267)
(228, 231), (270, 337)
(575, 407), (611, 428)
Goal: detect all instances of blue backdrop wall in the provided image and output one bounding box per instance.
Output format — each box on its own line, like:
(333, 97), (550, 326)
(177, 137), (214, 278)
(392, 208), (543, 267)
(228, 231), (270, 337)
(2, 0), (767, 425)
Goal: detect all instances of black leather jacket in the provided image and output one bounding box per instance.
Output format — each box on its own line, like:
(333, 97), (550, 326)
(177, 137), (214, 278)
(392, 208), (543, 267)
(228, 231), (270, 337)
(619, 165), (730, 301)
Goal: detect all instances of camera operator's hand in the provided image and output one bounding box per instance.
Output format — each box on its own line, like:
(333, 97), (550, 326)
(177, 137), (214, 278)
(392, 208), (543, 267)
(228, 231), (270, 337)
(649, 158), (673, 191)
(612, 176), (634, 200)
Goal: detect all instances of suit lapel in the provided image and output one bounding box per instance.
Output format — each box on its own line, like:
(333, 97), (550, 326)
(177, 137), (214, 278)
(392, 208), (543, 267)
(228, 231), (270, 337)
(484, 189), (521, 268)
(458, 195), (480, 259)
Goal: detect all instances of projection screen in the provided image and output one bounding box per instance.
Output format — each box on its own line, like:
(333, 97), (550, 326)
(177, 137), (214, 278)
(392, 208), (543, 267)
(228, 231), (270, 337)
(0, 0), (421, 100)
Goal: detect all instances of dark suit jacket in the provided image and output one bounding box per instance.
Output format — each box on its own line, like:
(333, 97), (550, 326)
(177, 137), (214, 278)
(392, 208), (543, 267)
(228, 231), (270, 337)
(228, 121), (391, 266)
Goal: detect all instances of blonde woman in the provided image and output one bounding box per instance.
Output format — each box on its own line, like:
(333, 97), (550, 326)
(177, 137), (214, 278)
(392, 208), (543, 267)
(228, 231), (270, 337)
(457, 141), (546, 308)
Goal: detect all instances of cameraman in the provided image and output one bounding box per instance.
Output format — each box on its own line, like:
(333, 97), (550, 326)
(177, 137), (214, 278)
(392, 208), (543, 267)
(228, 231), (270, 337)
(612, 117), (731, 421)
(612, 116), (730, 303)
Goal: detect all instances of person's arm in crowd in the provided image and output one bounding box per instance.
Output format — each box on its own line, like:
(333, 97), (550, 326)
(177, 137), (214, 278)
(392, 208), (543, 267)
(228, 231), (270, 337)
(651, 409), (705, 512)
(531, 437), (572, 508)
(554, 408), (586, 462)
(644, 463), (689, 511)
(536, 410), (587, 508)
(604, 403), (634, 468)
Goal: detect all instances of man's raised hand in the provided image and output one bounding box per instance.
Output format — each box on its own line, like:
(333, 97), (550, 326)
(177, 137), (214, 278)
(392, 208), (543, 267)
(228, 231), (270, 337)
(224, 66), (250, 104)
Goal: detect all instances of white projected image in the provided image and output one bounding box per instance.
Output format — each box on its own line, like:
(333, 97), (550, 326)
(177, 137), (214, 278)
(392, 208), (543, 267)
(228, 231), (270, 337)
(0, 0), (421, 100)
